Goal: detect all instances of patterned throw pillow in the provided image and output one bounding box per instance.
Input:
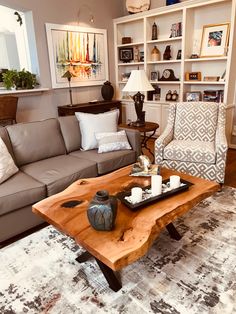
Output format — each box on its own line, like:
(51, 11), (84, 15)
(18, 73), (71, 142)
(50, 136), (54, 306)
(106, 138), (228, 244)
(95, 130), (131, 153)
(75, 110), (119, 151)
(0, 138), (19, 184)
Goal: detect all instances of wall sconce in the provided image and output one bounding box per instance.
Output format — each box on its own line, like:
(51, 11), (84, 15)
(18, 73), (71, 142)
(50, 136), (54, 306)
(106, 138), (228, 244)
(78, 4), (94, 23)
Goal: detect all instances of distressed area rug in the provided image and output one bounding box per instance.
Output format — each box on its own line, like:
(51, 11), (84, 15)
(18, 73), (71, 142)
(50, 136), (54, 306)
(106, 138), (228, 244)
(1, 187), (236, 314)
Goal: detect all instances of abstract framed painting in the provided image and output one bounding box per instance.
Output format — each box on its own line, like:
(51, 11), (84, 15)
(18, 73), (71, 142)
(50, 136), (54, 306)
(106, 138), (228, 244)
(45, 23), (109, 88)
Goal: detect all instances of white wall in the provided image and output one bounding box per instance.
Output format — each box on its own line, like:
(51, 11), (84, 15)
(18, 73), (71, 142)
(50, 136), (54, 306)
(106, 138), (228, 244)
(0, 0), (124, 122)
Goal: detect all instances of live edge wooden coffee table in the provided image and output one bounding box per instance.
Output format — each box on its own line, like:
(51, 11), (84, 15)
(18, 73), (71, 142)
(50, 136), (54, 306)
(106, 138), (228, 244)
(32, 165), (219, 292)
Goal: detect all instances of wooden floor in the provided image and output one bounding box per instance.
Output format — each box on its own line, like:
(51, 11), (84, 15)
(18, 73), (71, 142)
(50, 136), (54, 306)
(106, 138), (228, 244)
(143, 139), (236, 188)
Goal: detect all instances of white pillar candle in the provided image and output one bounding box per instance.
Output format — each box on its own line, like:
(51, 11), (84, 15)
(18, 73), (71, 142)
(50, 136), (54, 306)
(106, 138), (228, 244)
(169, 175), (181, 189)
(151, 175), (162, 196)
(131, 187), (143, 203)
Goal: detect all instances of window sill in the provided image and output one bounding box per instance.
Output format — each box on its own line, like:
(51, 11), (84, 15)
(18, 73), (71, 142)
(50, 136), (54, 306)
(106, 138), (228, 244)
(0, 87), (50, 96)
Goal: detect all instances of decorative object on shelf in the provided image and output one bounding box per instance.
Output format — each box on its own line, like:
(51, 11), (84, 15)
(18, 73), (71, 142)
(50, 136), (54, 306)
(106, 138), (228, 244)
(220, 70), (226, 82)
(46, 24), (108, 88)
(151, 45), (160, 61)
(122, 37), (132, 44)
(166, 0), (179, 6)
(203, 90), (224, 103)
(159, 69), (179, 81)
(200, 23), (230, 57)
(121, 72), (131, 81)
(147, 84), (161, 101)
(203, 76), (220, 82)
(134, 45), (140, 62)
(87, 190), (117, 231)
(171, 90), (179, 101)
(62, 69), (76, 106)
(126, 0), (150, 14)
(163, 45), (171, 60)
(150, 71), (158, 81)
(186, 91), (202, 102)
(190, 54), (199, 59)
(185, 72), (202, 81)
(101, 81), (114, 101)
(119, 47), (134, 63)
(2, 69), (38, 90)
(123, 69), (154, 127)
(165, 90), (172, 101)
(139, 51), (144, 62)
(170, 22), (182, 38)
(176, 49), (182, 60)
(152, 22), (158, 40)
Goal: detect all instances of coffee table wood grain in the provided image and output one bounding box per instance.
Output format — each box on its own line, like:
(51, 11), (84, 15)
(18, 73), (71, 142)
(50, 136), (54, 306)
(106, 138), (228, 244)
(33, 165), (219, 291)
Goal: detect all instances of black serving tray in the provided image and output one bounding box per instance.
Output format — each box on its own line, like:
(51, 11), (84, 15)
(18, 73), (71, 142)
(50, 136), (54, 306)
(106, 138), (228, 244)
(117, 178), (193, 211)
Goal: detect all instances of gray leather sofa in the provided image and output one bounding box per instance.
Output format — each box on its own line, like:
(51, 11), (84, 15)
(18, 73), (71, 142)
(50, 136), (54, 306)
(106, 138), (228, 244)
(0, 116), (141, 243)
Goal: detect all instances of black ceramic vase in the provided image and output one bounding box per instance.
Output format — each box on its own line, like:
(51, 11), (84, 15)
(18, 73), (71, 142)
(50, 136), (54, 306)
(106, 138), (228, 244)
(87, 190), (117, 231)
(166, 0), (179, 5)
(101, 81), (114, 101)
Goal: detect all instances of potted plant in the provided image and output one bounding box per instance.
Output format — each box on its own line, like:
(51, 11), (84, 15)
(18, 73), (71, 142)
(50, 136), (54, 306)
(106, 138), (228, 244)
(2, 69), (38, 90)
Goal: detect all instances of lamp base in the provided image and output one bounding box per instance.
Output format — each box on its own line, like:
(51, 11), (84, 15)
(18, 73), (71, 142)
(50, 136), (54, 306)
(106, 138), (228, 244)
(129, 120), (146, 127)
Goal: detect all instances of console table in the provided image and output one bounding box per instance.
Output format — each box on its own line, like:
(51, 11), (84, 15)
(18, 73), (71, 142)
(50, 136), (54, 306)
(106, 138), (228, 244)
(58, 100), (122, 124)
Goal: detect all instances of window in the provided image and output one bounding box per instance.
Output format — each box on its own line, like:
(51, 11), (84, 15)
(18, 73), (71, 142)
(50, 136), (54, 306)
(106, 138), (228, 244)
(0, 5), (39, 75)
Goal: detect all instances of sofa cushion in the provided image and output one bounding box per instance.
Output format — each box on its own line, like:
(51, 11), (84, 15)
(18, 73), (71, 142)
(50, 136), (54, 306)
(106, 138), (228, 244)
(0, 137), (19, 184)
(70, 149), (136, 175)
(174, 102), (218, 142)
(75, 110), (119, 150)
(6, 119), (66, 166)
(0, 171), (46, 216)
(58, 116), (81, 153)
(95, 130), (131, 153)
(164, 140), (216, 164)
(21, 155), (98, 196)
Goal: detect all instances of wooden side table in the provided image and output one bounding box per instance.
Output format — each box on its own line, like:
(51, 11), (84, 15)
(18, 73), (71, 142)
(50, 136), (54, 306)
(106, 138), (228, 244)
(119, 122), (159, 161)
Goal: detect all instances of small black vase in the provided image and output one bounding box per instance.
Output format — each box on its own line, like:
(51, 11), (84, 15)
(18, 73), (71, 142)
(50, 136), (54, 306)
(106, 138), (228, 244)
(101, 81), (114, 101)
(87, 190), (117, 231)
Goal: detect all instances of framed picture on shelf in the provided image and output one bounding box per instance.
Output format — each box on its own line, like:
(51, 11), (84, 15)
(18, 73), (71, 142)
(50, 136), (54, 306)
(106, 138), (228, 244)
(150, 71), (158, 81)
(200, 23), (230, 57)
(185, 72), (201, 81)
(186, 91), (202, 102)
(176, 50), (182, 60)
(119, 48), (134, 63)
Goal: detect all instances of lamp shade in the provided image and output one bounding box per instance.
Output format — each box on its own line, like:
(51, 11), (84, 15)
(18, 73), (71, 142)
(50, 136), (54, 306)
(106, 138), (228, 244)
(122, 70), (154, 92)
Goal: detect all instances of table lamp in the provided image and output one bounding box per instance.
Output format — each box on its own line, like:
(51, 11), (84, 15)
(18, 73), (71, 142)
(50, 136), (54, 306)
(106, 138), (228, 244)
(62, 70), (76, 106)
(122, 69), (154, 127)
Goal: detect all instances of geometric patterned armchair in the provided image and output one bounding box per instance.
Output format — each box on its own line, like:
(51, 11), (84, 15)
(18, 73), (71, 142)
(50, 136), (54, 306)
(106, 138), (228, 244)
(155, 102), (228, 183)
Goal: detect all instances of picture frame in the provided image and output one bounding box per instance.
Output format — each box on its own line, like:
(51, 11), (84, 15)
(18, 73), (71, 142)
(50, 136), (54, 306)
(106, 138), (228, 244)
(185, 72), (202, 81)
(186, 91), (202, 102)
(200, 23), (230, 57)
(176, 49), (182, 60)
(150, 71), (158, 81)
(45, 23), (109, 88)
(119, 48), (133, 63)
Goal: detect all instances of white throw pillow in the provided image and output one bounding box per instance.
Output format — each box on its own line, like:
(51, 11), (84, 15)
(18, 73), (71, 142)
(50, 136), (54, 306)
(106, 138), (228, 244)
(95, 130), (132, 153)
(0, 137), (18, 184)
(75, 109), (119, 150)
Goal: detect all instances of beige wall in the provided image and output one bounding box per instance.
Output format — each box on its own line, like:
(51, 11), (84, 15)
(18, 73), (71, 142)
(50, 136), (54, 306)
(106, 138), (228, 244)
(0, 0), (124, 122)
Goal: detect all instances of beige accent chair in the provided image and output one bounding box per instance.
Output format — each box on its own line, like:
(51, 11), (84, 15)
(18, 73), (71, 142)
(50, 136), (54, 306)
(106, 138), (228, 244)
(155, 102), (228, 183)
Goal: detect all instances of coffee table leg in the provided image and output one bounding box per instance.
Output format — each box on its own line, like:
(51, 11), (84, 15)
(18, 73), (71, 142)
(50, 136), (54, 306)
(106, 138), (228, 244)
(75, 251), (92, 263)
(166, 223), (182, 240)
(95, 258), (122, 292)
(75, 251), (122, 292)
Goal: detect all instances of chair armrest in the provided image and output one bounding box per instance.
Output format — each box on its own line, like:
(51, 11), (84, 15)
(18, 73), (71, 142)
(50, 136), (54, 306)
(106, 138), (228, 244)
(155, 103), (176, 164)
(118, 127), (141, 158)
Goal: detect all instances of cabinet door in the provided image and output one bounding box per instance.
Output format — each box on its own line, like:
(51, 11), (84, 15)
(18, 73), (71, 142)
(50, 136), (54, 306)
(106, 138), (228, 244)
(144, 103), (162, 136)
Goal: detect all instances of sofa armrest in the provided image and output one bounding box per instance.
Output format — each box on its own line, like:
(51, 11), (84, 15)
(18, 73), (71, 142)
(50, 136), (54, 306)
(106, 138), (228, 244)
(118, 127), (141, 158)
